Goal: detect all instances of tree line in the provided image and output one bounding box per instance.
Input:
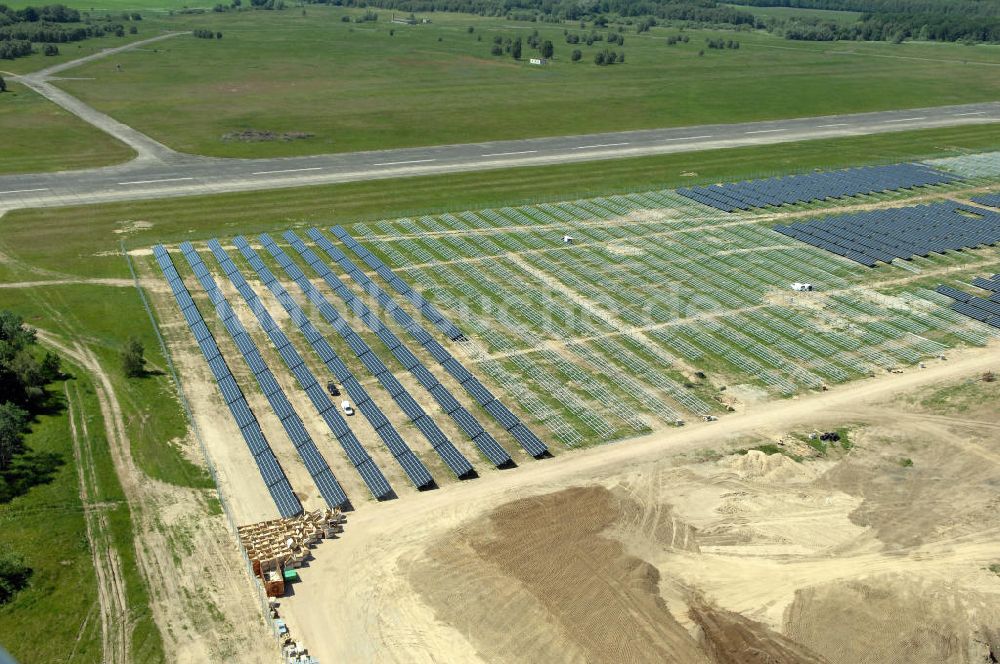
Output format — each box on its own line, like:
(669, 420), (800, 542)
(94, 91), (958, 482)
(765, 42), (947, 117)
(310, 0), (999, 43)
(0, 3), (80, 26)
(0, 20), (125, 44)
(0, 7), (133, 61)
(0, 312), (61, 473)
(0, 311), (63, 607)
(307, 0), (758, 25)
(732, 0), (1000, 42)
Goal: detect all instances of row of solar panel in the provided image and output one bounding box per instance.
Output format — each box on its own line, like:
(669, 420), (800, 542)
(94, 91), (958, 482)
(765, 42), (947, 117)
(152, 245), (302, 518)
(774, 201), (1000, 267)
(971, 274), (1000, 293)
(295, 229), (514, 467)
(255, 234), (437, 490)
(330, 225), (466, 341)
(282, 231), (492, 474)
(970, 194), (1000, 209)
(677, 163), (958, 212)
(206, 239), (394, 502)
(935, 283), (1000, 329)
(318, 226), (549, 459)
(179, 242), (350, 509)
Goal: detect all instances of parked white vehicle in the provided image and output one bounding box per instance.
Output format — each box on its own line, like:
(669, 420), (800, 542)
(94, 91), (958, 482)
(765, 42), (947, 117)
(341, 400), (354, 415)
(791, 282), (814, 292)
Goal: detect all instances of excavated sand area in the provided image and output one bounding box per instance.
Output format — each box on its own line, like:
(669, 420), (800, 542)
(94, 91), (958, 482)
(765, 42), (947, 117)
(273, 350), (1000, 663)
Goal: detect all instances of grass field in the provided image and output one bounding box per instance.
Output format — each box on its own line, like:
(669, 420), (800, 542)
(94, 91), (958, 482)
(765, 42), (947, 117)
(48, 7), (1000, 159)
(0, 369), (163, 664)
(0, 81), (134, 174)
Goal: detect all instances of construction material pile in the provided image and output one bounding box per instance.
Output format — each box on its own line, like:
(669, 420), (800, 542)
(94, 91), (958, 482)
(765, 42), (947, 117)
(238, 508), (343, 570)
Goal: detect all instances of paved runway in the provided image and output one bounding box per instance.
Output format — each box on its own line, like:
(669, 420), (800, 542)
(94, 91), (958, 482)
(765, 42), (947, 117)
(2, 101), (999, 210)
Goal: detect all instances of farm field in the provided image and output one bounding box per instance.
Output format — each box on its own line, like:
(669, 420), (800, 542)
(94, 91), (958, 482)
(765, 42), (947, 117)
(49, 7), (1000, 158)
(0, 81), (134, 174)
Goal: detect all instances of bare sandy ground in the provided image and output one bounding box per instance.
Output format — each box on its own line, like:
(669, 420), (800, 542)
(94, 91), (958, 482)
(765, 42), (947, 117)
(272, 345), (1000, 663)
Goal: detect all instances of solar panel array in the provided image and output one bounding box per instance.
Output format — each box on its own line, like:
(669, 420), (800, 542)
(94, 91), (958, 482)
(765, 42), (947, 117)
(773, 201), (1000, 267)
(231, 236), (412, 496)
(179, 242), (349, 509)
(153, 245), (302, 518)
(284, 230), (502, 471)
(306, 229), (527, 458)
(970, 273), (1000, 293)
(677, 163), (958, 212)
(207, 239), (393, 501)
(256, 234), (436, 490)
(935, 279), (1000, 329)
(319, 227), (550, 459)
(971, 193), (1000, 209)
(333, 226), (466, 341)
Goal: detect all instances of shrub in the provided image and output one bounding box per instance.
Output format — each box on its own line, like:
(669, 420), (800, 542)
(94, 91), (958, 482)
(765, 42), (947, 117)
(0, 549), (32, 605)
(121, 337), (145, 378)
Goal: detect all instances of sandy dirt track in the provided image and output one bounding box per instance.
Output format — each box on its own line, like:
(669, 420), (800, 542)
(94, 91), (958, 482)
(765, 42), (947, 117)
(38, 331), (279, 663)
(273, 344), (1000, 663)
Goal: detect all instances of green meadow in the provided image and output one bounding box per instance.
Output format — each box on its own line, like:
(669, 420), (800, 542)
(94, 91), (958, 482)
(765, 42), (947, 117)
(0, 81), (134, 174)
(47, 7), (1000, 159)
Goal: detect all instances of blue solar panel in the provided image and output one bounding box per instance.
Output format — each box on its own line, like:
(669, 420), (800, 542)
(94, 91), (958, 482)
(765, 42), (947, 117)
(461, 378), (495, 407)
(357, 398), (390, 431)
(198, 337), (220, 362)
(410, 364), (439, 389)
(451, 408), (484, 437)
(218, 375), (242, 404)
(357, 350), (387, 376)
(970, 193), (1000, 209)
(235, 421), (266, 455)
(429, 384), (461, 414)
(155, 245), (302, 517)
(424, 339), (451, 363)
(483, 400), (519, 430)
(680, 163), (960, 212)
(473, 430), (512, 466)
(510, 424), (548, 457)
(776, 201), (1000, 266)
(441, 357), (473, 384)
(311, 228), (545, 460)
(390, 344), (420, 370)
(394, 391), (425, 421)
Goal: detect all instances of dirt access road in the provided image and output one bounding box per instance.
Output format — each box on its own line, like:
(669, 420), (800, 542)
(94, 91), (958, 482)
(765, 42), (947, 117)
(276, 343), (1000, 663)
(38, 331), (278, 664)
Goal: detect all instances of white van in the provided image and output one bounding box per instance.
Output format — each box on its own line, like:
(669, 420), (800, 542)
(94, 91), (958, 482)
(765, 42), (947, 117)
(341, 400), (354, 416)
